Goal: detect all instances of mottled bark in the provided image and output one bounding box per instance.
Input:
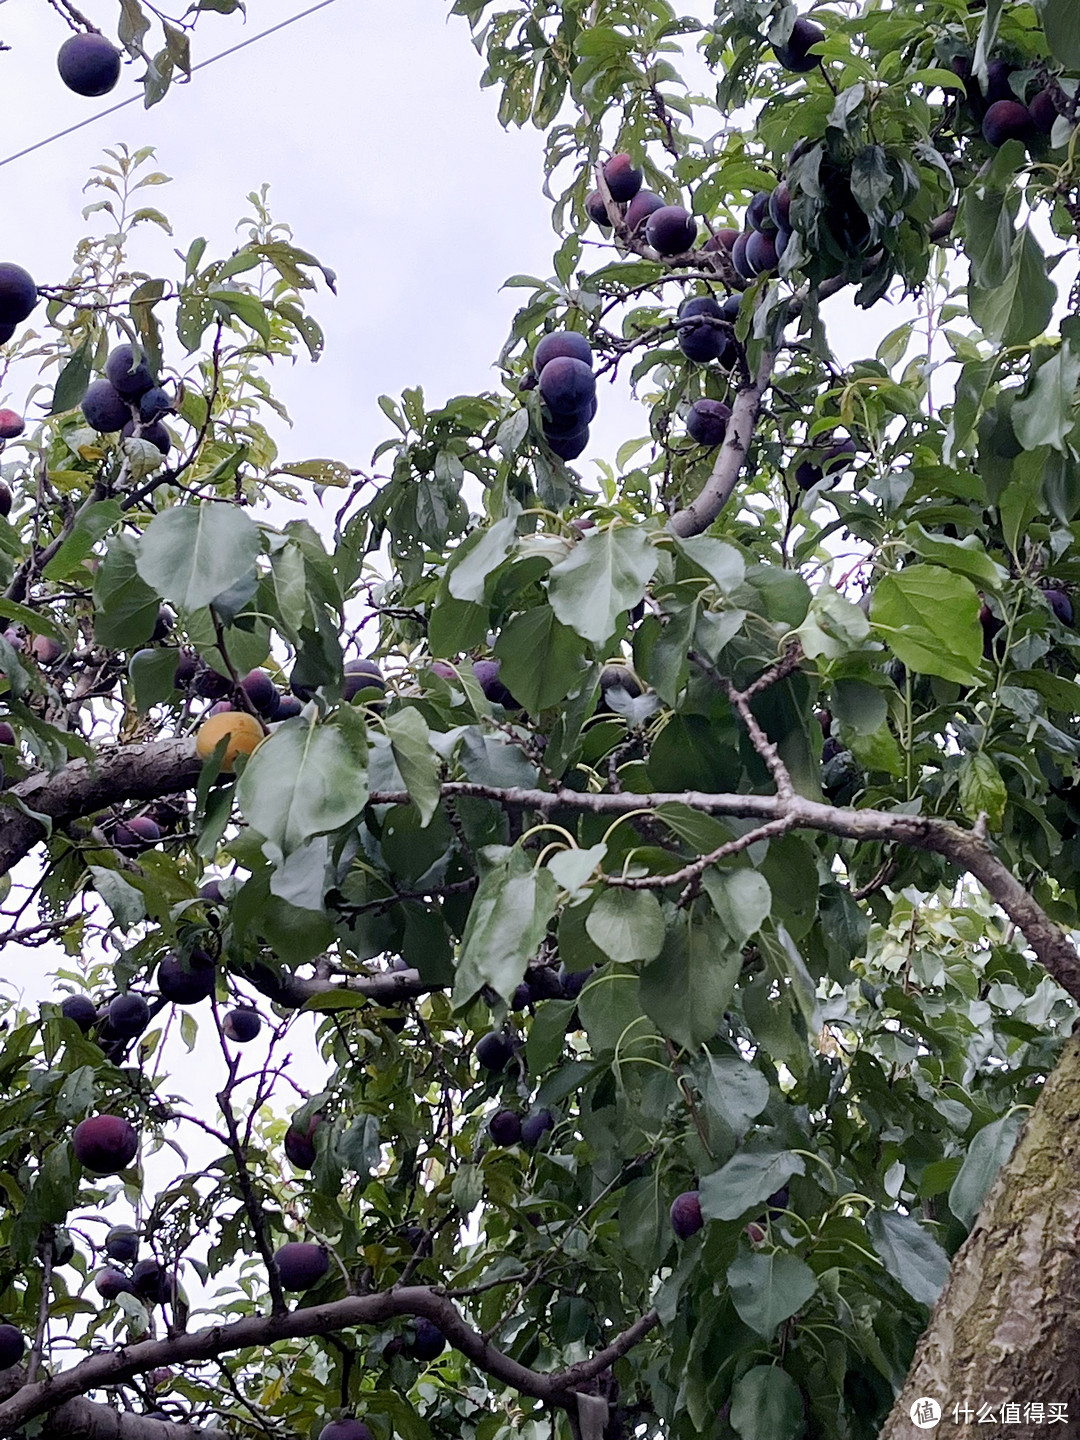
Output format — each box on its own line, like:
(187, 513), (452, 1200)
(881, 1030), (1080, 1439)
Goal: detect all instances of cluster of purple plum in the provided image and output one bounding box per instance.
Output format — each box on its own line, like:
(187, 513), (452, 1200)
(94, 1225), (175, 1307)
(529, 331), (599, 461)
(954, 55), (1061, 148)
(169, 651), (386, 718)
(584, 152), (698, 257)
(80, 345), (173, 456)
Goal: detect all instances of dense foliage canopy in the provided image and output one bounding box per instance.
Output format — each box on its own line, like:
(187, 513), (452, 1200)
(0, 1), (1079, 1439)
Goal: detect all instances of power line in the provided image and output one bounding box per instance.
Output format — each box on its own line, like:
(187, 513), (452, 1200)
(0, 0), (340, 169)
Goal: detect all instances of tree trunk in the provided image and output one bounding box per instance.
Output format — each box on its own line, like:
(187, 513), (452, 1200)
(881, 1029), (1080, 1438)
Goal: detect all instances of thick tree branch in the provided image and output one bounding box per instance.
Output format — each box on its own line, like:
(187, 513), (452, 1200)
(0, 1287), (657, 1435)
(668, 346), (777, 537)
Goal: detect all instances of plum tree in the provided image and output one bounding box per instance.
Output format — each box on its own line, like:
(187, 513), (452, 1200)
(72, 1115), (139, 1174)
(57, 33), (121, 96)
(272, 1242), (329, 1291)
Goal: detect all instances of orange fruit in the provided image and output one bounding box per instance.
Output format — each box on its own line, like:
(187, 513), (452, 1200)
(195, 710), (265, 771)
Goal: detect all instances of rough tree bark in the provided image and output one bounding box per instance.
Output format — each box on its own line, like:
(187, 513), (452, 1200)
(881, 1030), (1080, 1438)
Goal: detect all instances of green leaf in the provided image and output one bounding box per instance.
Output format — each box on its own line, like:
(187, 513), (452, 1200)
(700, 1054), (770, 1137)
(136, 505), (261, 612)
(446, 512), (520, 603)
(949, 1111), (1024, 1227)
(452, 846), (560, 1006)
(727, 1250), (818, 1339)
(699, 1150), (805, 1221)
(546, 525), (657, 644)
(867, 1209), (949, 1308)
(525, 997), (575, 1073)
(729, 1366), (806, 1440)
(235, 715), (369, 856)
(970, 228), (1055, 346)
(89, 866), (147, 931)
(384, 708), (440, 827)
(1040, 0), (1080, 68)
(958, 751), (1008, 830)
(1013, 342), (1080, 453)
(43, 501), (124, 581)
(49, 339), (94, 416)
(673, 535), (746, 593)
(869, 565), (982, 684)
(702, 868), (771, 948)
(640, 912), (741, 1049)
(129, 646), (180, 712)
(493, 607), (586, 712)
(902, 523), (1009, 589)
(796, 584), (870, 660)
(93, 535), (162, 649)
(585, 887), (664, 963)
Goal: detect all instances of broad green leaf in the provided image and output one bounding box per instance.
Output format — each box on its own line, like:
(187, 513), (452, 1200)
(640, 912), (740, 1049)
(586, 887), (664, 963)
(136, 505), (261, 612)
(867, 1210), (949, 1308)
(958, 751), (1008, 830)
(547, 843), (606, 895)
(1041, 0), (1080, 68)
(700, 1150), (805, 1222)
(700, 1054), (770, 1137)
(452, 845), (560, 1006)
(949, 1111), (1024, 1227)
(870, 566), (982, 684)
(546, 525), (657, 644)
(447, 512), (521, 602)
(384, 708), (440, 827)
(129, 646), (180, 713)
(49, 339), (94, 416)
(673, 535), (746, 593)
(89, 867), (147, 931)
(727, 1250), (818, 1338)
(902, 523), (1008, 589)
(235, 715), (369, 856)
(494, 607), (586, 712)
(702, 868), (771, 948)
(970, 228), (1055, 346)
(93, 534), (162, 649)
(797, 584), (870, 660)
(730, 1366), (805, 1440)
(43, 501), (124, 581)
(1013, 342), (1080, 453)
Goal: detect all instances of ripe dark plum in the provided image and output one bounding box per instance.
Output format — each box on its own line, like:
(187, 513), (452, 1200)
(0, 482), (11, 515)
(273, 1241), (329, 1291)
(158, 949), (216, 1006)
(194, 665), (231, 700)
(0, 723), (14, 746)
(105, 344), (155, 398)
(546, 427), (589, 461)
(704, 227), (740, 253)
(107, 993), (150, 1038)
(31, 635), (62, 665)
(772, 17), (825, 72)
(586, 191), (611, 227)
(670, 1190), (704, 1239)
(410, 1318), (446, 1362)
(539, 357), (596, 416)
(319, 1423), (374, 1440)
(1045, 589), (1074, 626)
(138, 386), (172, 422)
(0, 1326), (23, 1370)
(343, 657), (386, 701)
(121, 419), (171, 455)
(115, 815), (162, 849)
(105, 1225), (139, 1263)
(475, 1031), (514, 1071)
(731, 232), (755, 282)
(285, 1112), (323, 1170)
(273, 693), (303, 720)
(686, 399), (731, 447)
(95, 1268), (136, 1300)
(58, 33), (121, 96)
(677, 296), (725, 363)
(985, 59), (1017, 105)
(520, 1110), (555, 1148)
(59, 994), (98, 1030)
(0, 411), (24, 440)
(173, 649), (198, 688)
(1029, 89), (1058, 135)
(0, 325), (13, 345)
(534, 332), (593, 373)
(775, 227), (791, 258)
(645, 205), (697, 255)
(769, 183), (792, 229)
(983, 100), (1034, 147)
(472, 659), (518, 707)
(81, 380), (129, 433)
(559, 963), (594, 999)
(745, 230), (778, 275)
(603, 153), (643, 202)
(746, 190), (772, 232)
(132, 1258), (171, 1305)
(624, 190), (664, 233)
(488, 1109), (522, 1146)
(0, 265), (38, 325)
(240, 669), (279, 715)
(72, 1114), (139, 1174)
(542, 395), (597, 436)
(223, 1007), (261, 1042)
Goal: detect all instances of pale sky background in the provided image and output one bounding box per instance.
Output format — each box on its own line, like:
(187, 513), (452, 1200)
(0, 0), (1053, 1351)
